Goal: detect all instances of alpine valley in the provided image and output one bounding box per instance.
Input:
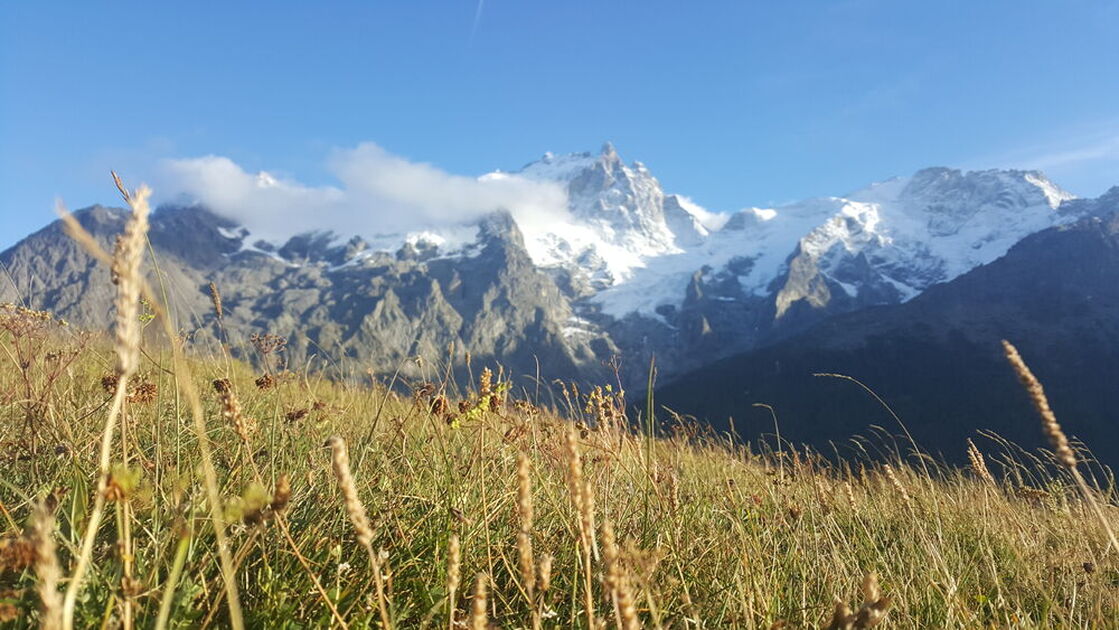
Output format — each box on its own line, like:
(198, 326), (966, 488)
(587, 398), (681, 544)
(4, 144), (1117, 458)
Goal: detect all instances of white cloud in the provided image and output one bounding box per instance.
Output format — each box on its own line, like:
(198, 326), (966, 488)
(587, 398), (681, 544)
(156, 142), (570, 243)
(674, 195), (730, 231)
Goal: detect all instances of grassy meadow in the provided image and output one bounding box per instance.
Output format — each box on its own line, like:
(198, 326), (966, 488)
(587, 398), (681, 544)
(2, 182), (1119, 629)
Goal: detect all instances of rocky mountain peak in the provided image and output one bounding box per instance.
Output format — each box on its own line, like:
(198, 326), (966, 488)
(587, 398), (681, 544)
(900, 166), (1073, 212)
(70, 204), (128, 237)
(599, 140), (619, 162)
(477, 209), (519, 240)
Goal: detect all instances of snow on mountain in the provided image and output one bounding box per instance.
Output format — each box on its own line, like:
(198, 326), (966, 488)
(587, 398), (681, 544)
(474, 145), (1082, 322)
(840, 168), (1077, 290)
(507, 143), (708, 289)
(538, 158), (1082, 320)
(207, 144), (1083, 325)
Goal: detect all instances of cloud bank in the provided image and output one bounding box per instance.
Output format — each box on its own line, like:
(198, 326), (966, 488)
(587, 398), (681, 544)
(156, 142), (570, 243)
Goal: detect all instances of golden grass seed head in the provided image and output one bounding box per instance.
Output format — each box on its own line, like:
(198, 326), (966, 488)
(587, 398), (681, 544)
(564, 427), (586, 515)
(516, 452), (534, 531)
(881, 464), (911, 507)
(855, 598), (891, 629)
(208, 282), (223, 320)
(516, 531), (535, 600)
(823, 598), (855, 630)
(515, 452), (536, 599)
(536, 554), (553, 594)
(1002, 340), (1077, 469)
(600, 520), (639, 630)
(854, 573), (890, 628)
(564, 427), (597, 554)
(601, 519), (620, 587)
(30, 499), (62, 630)
(581, 477), (598, 555)
(860, 573), (880, 604)
(447, 534), (461, 597)
(666, 468), (681, 513)
(966, 439), (997, 486)
(110, 180), (151, 378)
(470, 572), (488, 630)
(326, 436), (375, 550)
(109, 235), (124, 285)
(212, 379), (256, 443)
(841, 481), (858, 511)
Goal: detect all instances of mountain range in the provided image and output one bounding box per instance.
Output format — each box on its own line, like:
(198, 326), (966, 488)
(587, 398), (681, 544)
(2, 144), (1116, 460)
(656, 190), (1119, 463)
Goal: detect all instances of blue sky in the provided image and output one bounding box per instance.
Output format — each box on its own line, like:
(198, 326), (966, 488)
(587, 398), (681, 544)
(2, 1), (1118, 250)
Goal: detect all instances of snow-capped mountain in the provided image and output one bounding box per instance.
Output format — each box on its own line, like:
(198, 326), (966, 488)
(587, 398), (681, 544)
(504, 147), (1080, 322)
(0, 143), (1102, 388)
(493, 142), (704, 293)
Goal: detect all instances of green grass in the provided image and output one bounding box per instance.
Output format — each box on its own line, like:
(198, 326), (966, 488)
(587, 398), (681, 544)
(2, 305), (1119, 629)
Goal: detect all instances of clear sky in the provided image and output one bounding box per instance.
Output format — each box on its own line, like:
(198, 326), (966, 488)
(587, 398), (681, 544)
(2, 1), (1118, 250)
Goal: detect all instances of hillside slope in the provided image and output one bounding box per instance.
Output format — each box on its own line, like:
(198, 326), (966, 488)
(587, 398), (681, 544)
(655, 190), (1119, 464)
(1, 303), (1117, 627)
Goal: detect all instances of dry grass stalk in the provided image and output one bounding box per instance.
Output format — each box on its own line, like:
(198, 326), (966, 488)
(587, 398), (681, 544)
(841, 481), (858, 511)
(822, 573), (890, 630)
(110, 175), (150, 378)
(535, 554), (554, 629)
(882, 464), (912, 509)
(470, 573), (489, 630)
(446, 534), (461, 630)
(966, 439), (997, 486)
(601, 521), (639, 630)
(327, 436), (393, 628)
(823, 599), (854, 630)
(61, 176), (153, 630)
(31, 500), (63, 630)
(564, 427), (597, 628)
(516, 453), (536, 601)
(213, 379), (256, 443)
(666, 468), (680, 514)
(855, 573), (891, 628)
(109, 175), (150, 630)
(536, 554), (553, 595)
(56, 176), (244, 630)
(1002, 340), (1119, 553)
(328, 436), (375, 548)
(208, 281), (223, 320)
(581, 476), (598, 553)
(1002, 341), (1076, 467)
